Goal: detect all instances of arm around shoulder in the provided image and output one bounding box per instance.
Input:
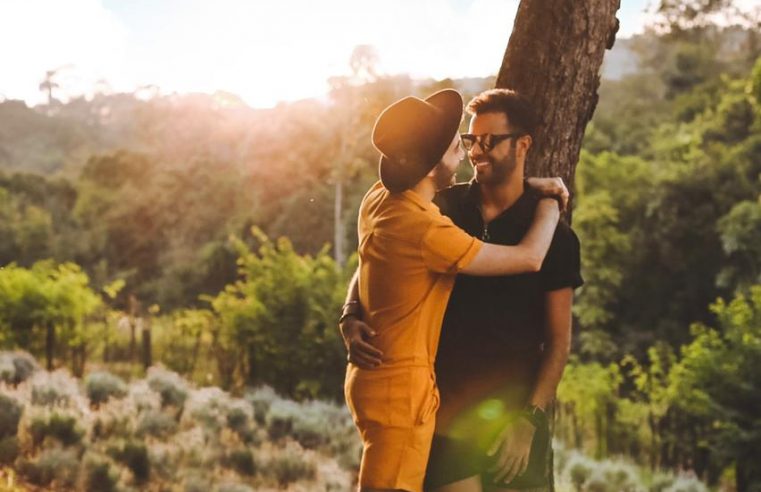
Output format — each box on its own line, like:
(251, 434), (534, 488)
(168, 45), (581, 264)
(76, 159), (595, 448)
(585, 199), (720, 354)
(461, 199), (560, 276)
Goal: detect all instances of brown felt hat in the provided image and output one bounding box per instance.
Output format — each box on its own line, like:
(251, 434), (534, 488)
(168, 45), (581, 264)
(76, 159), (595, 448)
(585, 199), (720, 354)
(372, 89), (463, 193)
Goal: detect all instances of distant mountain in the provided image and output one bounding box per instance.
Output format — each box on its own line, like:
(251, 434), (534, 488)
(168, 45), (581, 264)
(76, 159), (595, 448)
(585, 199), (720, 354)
(602, 37), (640, 80)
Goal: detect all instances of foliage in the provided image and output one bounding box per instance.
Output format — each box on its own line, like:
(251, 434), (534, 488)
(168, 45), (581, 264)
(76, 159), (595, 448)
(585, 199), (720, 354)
(80, 453), (119, 492)
(669, 286), (761, 487)
(84, 371), (127, 406)
(0, 394), (22, 439)
(208, 230), (347, 399)
(0, 351), (38, 386)
(263, 441), (317, 486)
(1, 21), (761, 489)
(18, 447), (79, 487)
(0, 261), (102, 375)
(146, 366), (188, 408)
(135, 410), (177, 438)
(107, 440), (151, 483)
(27, 411), (84, 448)
(28, 370), (80, 407)
(0, 354), (357, 489)
(717, 198), (761, 289)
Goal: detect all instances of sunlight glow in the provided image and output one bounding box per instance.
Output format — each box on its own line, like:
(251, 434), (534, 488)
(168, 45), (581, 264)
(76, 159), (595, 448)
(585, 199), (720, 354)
(2, 0), (733, 108)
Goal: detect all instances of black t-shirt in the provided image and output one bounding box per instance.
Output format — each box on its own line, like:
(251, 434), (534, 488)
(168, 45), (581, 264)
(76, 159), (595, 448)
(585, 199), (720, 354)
(432, 181), (583, 396)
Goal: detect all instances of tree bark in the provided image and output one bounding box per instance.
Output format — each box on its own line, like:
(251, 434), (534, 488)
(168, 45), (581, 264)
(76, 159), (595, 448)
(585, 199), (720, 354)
(45, 322), (55, 371)
(496, 0), (620, 197)
(141, 321), (152, 370)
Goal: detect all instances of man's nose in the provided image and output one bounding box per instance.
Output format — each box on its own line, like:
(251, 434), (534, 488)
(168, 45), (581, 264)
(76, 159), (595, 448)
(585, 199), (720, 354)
(469, 145), (484, 161)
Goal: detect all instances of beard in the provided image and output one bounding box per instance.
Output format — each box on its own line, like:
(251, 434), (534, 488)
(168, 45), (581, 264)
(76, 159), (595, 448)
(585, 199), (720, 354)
(472, 144), (518, 185)
(431, 162), (457, 190)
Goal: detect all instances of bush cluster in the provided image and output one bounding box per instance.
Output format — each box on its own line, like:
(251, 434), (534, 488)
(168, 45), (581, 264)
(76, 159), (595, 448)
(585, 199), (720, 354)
(0, 352), (357, 490)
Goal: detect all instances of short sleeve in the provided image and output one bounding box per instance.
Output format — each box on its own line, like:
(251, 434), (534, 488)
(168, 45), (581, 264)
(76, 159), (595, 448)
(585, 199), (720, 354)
(421, 215), (483, 274)
(540, 222), (584, 292)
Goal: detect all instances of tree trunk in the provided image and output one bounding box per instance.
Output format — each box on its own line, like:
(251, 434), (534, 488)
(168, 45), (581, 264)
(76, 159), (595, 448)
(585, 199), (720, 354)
(103, 314), (110, 363)
(72, 342), (86, 378)
(141, 320), (152, 370)
(334, 179), (345, 265)
(497, 2), (620, 488)
(496, 0), (620, 197)
(45, 322), (55, 371)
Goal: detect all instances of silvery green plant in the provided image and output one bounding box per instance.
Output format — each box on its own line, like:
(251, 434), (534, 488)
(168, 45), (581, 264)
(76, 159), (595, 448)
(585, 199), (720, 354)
(28, 370), (81, 408)
(85, 371), (127, 406)
(0, 351), (38, 386)
(147, 366), (188, 409)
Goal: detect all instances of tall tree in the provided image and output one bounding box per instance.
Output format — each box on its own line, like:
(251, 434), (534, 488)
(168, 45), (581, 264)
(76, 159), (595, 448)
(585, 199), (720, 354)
(330, 45), (379, 266)
(38, 65), (71, 106)
(497, 1), (620, 488)
(496, 0), (621, 193)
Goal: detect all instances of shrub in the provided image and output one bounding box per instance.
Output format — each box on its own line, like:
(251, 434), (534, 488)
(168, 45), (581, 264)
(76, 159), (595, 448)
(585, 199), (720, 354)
(564, 452), (594, 491)
(85, 371), (127, 406)
(264, 441), (316, 486)
(226, 402), (257, 443)
(28, 411), (84, 447)
(224, 448), (256, 476)
(147, 367), (189, 408)
(81, 453), (119, 492)
(290, 400), (341, 449)
(182, 471), (212, 492)
(0, 351), (38, 385)
(136, 410), (177, 438)
(650, 471), (677, 492)
(245, 385), (278, 425)
(664, 476), (709, 492)
(263, 397), (358, 467)
(29, 370), (80, 407)
(185, 387), (231, 430)
(0, 436), (19, 464)
(185, 387), (258, 445)
(108, 440), (150, 484)
(585, 459), (643, 492)
(0, 393), (23, 438)
(19, 447), (79, 487)
(128, 380), (161, 413)
(217, 484), (255, 492)
(91, 401), (134, 441)
(265, 399), (299, 441)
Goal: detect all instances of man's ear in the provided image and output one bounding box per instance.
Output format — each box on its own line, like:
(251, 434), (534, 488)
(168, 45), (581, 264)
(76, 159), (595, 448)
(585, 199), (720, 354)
(518, 135), (533, 158)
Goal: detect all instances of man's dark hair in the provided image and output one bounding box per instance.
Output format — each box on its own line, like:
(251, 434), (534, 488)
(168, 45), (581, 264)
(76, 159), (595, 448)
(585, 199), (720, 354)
(466, 89), (539, 136)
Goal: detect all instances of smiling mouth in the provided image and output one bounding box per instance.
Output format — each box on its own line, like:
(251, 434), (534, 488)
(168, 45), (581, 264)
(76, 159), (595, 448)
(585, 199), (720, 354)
(474, 161), (491, 171)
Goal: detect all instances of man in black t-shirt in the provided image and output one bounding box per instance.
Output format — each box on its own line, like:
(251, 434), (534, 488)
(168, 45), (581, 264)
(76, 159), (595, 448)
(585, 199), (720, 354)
(341, 89), (582, 492)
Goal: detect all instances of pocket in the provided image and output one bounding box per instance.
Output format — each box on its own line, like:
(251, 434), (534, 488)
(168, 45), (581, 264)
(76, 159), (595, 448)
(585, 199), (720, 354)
(408, 369), (439, 426)
(416, 385), (439, 425)
(345, 368), (413, 428)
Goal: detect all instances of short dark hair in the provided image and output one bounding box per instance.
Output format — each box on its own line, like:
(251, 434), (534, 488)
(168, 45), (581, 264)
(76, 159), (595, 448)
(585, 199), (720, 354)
(466, 89), (539, 136)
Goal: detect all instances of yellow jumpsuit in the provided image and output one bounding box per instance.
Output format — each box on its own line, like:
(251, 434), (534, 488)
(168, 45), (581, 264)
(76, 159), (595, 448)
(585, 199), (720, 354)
(345, 182), (482, 492)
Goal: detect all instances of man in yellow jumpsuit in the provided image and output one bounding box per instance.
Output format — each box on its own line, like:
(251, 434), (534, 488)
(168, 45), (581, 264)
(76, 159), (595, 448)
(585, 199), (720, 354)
(344, 89), (564, 492)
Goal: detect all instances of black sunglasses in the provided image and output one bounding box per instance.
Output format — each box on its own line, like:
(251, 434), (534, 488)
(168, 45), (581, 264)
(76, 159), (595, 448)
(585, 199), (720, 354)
(460, 133), (525, 152)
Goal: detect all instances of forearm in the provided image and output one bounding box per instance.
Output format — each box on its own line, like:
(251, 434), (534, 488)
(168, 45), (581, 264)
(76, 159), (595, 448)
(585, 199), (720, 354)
(518, 198), (560, 269)
(528, 288), (573, 410)
(462, 200), (560, 276)
(339, 268), (362, 337)
(528, 334), (570, 409)
(344, 268), (360, 305)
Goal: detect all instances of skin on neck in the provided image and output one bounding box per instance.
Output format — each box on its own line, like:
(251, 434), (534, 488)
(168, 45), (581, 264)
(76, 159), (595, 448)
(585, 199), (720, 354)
(410, 175), (437, 202)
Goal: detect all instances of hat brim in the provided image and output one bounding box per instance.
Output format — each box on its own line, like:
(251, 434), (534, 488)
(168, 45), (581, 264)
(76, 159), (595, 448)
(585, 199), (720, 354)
(379, 89), (463, 193)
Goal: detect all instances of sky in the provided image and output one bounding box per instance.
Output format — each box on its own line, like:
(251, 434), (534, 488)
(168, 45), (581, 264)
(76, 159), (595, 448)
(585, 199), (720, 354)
(0, 0), (755, 108)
